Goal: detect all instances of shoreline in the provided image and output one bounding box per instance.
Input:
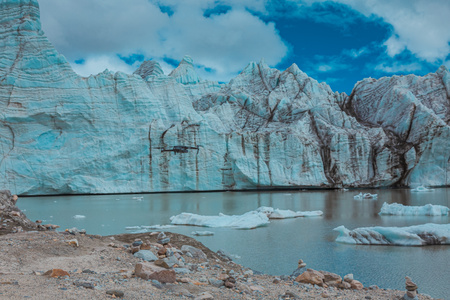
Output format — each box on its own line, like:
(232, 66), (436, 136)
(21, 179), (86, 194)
(15, 185), (450, 198)
(0, 190), (441, 299)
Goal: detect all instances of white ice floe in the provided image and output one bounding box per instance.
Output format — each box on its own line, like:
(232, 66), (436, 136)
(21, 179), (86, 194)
(170, 207), (323, 229)
(353, 193), (378, 200)
(256, 206), (323, 219)
(125, 224), (176, 231)
(191, 231), (214, 236)
(334, 223), (450, 246)
(411, 186), (434, 192)
(170, 211), (269, 229)
(379, 202), (449, 216)
(73, 215), (86, 219)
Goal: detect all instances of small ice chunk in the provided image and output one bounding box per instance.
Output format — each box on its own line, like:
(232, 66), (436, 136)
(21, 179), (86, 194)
(411, 186), (434, 192)
(73, 215), (86, 219)
(354, 193), (377, 200)
(268, 208), (323, 219)
(379, 202), (449, 216)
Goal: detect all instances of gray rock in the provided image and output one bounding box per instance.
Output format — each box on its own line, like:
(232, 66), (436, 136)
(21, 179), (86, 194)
(181, 245), (207, 260)
(208, 278), (224, 287)
(135, 262), (176, 283)
(132, 240), (143, 247)
(134, 250), (158, 262)
(174, 268), (191, 274)
(194, 292), (214, 300)
(216, 249), (233, 261)
(73, 281), (95, 289)
(343, 274), (353, 282)
(157, 232), (170, 244)
(106, 290), (124, 298)
(279, 291), (300, 299)
(151, 280), (163, 289)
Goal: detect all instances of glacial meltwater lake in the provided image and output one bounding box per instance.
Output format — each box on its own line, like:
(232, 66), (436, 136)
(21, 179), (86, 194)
(18, 188), (450, 299)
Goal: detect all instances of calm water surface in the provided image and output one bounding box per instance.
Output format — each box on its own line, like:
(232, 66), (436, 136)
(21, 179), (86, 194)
(18, 188), (450, 299)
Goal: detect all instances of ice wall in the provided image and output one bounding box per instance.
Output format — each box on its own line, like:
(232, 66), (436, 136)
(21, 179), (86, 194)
(0, 0), (449, 195)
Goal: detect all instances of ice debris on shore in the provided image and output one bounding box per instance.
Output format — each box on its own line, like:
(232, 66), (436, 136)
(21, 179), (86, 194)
(379, 202), (449, 216)
(334, 223), (450, 246)
(170, 207), (323, 229)
(353, 193), (378, 200)
(411, 186), (434, 192)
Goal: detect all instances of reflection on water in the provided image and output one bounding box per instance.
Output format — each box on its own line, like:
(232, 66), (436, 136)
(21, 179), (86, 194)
(18, 188), (449, 299)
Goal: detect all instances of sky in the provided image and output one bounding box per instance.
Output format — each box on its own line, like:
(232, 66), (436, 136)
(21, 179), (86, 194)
(38, 0), (450, 94)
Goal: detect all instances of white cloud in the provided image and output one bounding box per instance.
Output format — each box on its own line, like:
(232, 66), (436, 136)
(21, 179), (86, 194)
(71, 55), (140, 77)
(374, 62), (423, 74)
(330, 0), (450, 63)
(38, 0), (288, 80)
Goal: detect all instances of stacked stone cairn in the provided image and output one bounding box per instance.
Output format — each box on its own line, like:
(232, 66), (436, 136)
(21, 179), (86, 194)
(403, 276), (419, 300)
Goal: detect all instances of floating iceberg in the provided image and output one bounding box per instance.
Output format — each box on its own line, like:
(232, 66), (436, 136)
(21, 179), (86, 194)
(334, 223), (450, 246)
(73, 215), (86, 219)
(256, 207), (323, 219)
(191, 231), (214, 236)
(125, 224), (176, 232)
(353, 193), (378, 200)
(379, 202), (449, 216)
(411, 186), (434, 192)
(170, 207), (323, 229)
(170, 211), (270, 229)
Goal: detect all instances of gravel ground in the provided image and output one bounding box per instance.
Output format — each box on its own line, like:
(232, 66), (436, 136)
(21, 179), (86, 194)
(0, 191), (441, 300)
(0, 230), (439, 300)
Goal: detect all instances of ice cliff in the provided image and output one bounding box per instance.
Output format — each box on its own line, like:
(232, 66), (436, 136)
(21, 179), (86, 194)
(1, 0), (449, 195)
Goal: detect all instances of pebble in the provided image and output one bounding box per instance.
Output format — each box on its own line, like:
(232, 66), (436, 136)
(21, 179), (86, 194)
(106, 290), (124, 298)
(73, 281), (95, 289)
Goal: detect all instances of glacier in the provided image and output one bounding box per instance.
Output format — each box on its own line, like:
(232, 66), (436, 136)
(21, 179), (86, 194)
(0, 0), (450, 195)
(379, 202), (449, 216)
(334, 223), (450, 246)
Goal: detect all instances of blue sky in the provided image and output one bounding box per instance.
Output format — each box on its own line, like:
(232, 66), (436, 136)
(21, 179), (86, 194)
(38, 0), (450, 94)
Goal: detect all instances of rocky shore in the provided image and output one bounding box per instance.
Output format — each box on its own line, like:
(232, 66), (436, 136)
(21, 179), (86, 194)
(0, 191), (440, 299)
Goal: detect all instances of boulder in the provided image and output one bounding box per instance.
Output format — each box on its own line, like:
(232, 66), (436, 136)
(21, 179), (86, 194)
(44, 269), (70, 278)
(134, 262), (176, 283)
(337, 281), (351, 289)
(319, 270), (342, 286)
(295, 269), (325, 286)
(134, 250), (158, 262)
(350, 280), (364, 290)
(343, 273), (353, 282)
(181, 245), (207, 260)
